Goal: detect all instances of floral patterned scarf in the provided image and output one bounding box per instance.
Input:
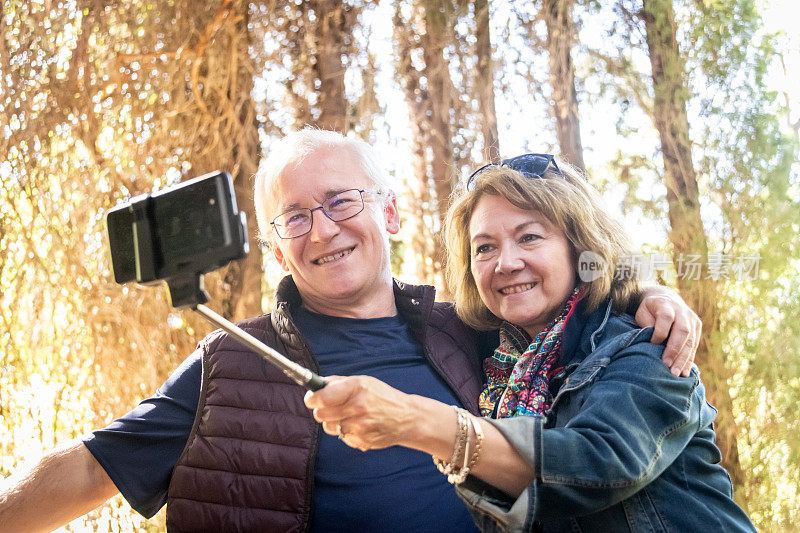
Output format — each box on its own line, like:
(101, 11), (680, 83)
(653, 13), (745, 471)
(479, 286), (585, 418)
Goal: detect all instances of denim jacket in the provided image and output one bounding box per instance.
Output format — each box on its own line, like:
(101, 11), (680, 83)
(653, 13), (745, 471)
(456, 299), (755, 532)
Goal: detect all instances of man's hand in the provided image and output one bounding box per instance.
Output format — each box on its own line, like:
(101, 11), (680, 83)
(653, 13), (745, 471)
(635, 286), (701, 377)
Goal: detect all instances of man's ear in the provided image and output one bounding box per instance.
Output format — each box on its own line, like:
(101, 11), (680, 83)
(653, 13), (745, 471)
(383, 191), (400, 235)
(271, 239), (291, 272)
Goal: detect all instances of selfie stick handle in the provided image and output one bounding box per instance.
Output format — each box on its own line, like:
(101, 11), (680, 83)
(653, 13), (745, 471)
(193, 304), (327, 391)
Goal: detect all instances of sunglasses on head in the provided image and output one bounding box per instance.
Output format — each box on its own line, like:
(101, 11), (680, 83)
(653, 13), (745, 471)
(465, 153), (562, 191)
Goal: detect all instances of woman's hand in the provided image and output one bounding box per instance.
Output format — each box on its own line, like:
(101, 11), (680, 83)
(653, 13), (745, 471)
(305, 377), (534, 496)
(303, 376), (419, 451)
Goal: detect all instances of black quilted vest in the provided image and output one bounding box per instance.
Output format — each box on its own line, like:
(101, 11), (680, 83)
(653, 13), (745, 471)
(165, 277), (483, 531)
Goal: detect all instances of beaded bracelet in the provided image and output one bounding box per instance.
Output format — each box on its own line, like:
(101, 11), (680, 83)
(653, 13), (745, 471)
(433, 406), (469, 476)
(433, 409), (486, 484)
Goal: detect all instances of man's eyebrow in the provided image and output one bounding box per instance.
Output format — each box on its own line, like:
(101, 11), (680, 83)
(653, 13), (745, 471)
(277, 189), (353, 212)
(323, 188), (352, 198)
(277, 201), (301, 213)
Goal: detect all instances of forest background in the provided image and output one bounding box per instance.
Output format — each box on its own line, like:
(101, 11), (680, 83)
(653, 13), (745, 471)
(1, 0), (798, 530)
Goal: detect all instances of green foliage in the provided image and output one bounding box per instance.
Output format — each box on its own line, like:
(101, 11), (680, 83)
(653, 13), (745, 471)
(583, 0), (800, 527)
(681, 2), (800, 525)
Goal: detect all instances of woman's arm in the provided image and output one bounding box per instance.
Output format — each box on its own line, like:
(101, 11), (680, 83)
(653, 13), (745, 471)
(305, 333), (703, 510)
(306, 337), (705, 518)
(304, 376), (534, 496)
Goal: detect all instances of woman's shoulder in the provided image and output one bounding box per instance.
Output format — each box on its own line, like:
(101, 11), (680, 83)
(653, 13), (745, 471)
(578, 307), (700, 393)
(582, 304), (665, 363)
(605, 312), (652, 344)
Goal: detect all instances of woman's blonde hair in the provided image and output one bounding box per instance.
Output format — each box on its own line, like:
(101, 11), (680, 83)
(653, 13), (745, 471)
(444, 161), (641, 331)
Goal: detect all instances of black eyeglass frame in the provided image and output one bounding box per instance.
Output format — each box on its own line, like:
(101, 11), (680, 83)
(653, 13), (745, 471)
(270, 188), (382, 239)
(465, 153), (562, 191)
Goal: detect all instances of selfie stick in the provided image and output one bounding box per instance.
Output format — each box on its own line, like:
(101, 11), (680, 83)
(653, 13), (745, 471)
(192, 304), (327, 392)
(165, 274), (327, 392)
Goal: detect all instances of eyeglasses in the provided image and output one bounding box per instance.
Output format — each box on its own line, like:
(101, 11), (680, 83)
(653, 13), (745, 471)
(271, 188), (382, 239)
(465, 153), (562, 191)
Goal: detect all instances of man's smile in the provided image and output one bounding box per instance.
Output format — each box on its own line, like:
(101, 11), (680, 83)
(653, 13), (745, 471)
(312, 246), (356, 265)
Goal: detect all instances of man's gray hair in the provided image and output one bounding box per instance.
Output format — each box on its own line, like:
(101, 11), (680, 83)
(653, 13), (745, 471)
(254, 129), (392, 241)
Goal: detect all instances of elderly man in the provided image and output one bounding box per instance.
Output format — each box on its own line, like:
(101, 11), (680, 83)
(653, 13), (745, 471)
(0, 129), (699, 531)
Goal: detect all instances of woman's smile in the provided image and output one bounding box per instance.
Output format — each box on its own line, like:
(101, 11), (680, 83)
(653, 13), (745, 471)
(498, 282), (538, 295)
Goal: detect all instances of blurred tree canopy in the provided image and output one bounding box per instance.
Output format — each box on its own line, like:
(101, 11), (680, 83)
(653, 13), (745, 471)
(1, 0), (798, 530)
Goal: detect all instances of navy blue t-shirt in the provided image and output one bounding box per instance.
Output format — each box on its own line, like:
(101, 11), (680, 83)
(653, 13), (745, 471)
(84, 307), (478, 532)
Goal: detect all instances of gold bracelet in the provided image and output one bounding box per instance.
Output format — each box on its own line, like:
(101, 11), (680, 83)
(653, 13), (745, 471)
(433, 406), (468, 475)
(451, 414), (472, 484)
(452, 408), (469, 473)
(466, 415), (484, 471)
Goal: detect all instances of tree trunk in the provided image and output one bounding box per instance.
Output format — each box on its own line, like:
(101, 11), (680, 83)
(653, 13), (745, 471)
(396, 36), (438, 285)
(393, 0), (455, 293)
(281, 0), (355, 132)
(641, 0), (744, 491)
(422, 0), (456, 236)
(215, 0), (262, 321)
(309, 0), (351, 132)
(474, 0), (500, 162)
(543, 0), (585, 172)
